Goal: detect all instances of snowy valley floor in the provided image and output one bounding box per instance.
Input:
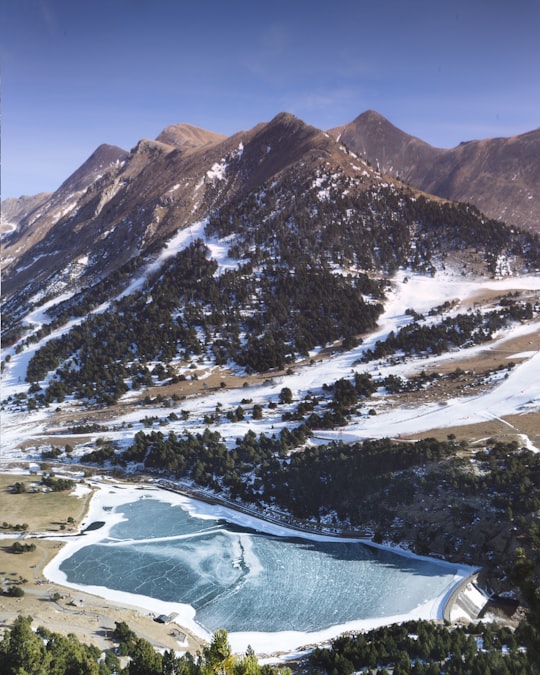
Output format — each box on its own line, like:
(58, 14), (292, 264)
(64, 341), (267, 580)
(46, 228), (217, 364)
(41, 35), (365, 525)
(1, 270), (539, 461)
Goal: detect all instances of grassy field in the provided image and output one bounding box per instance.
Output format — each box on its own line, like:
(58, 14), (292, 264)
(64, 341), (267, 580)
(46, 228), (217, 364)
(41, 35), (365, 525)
(0, 472), (94, 607)
(0, 473), (93, 532)
(0, 473), (204, 654)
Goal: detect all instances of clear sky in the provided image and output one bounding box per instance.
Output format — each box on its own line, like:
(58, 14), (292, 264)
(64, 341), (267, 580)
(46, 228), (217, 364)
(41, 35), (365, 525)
(1, 0), (539, 199)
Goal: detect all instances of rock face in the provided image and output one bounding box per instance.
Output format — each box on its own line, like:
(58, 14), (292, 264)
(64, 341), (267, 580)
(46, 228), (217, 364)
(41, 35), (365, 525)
(1, 193), (51, 226)
(330, 110), (540, 233)
(0, 144), (129, 287)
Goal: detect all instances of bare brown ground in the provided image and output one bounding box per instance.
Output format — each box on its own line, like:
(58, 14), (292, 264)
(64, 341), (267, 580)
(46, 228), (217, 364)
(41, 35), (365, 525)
(30, 367), (265, 429)
(401, 411), (540, 446)
(422, 327), (539, 376)
(388, 322), (539, 446)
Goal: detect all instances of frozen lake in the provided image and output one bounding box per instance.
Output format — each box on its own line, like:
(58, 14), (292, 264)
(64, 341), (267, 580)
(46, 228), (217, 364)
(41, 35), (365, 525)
(57, 492), (464, 638)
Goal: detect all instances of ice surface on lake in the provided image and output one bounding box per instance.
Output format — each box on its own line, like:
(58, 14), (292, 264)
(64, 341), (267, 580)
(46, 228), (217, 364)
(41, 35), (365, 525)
(60, 498), (459, 634)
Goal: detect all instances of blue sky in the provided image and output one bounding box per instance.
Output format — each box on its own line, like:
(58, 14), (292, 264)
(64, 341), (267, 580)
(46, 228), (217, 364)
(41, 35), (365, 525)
(1, 0), (539, 198)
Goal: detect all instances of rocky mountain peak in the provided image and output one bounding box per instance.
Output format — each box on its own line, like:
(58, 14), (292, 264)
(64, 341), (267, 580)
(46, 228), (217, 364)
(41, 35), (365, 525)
(56, 143), (128, 196)
(332, 111), (540, 232)
(264, 111), (320, 139)
(329, 111), (440, 177)
(155, 123), (227, 149)
(2, 109), (539, 309)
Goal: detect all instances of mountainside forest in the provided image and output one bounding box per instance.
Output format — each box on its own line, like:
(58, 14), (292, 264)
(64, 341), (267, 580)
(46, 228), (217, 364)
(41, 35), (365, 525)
(1, 110), (540, 668)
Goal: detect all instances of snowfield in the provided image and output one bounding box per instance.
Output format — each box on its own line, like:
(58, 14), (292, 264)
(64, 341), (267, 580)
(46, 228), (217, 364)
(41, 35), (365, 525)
(1, 261), (539, 459)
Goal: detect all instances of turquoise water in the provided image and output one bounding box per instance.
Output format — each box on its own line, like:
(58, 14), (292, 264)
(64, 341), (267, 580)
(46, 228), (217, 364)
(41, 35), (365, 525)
(60, 498), (459, 633)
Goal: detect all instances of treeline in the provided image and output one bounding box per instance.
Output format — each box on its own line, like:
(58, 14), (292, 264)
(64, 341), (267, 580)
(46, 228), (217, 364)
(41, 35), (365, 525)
(205, 176), (414, 272)
(206, 179), (540, 275)
(309, 619), (537, 674)
(1, 238), (166, 351)
(45, 245), (164, 325)
(0, 308), (26, 349)
(22, 240), (384, 405)
(113, 427), (307, 501)
(23, 241), (221, 404)
(0, 616), (290, 675)
(362, 302), (536, 361)
(408, 197), (540, 273)
(113, 431), (540, 529)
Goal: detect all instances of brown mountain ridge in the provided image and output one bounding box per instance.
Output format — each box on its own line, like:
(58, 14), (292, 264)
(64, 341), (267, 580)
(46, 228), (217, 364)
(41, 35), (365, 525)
(1, 113), (383, 298)
(2, 110), (539, 307)
(330, 110), (540, 233)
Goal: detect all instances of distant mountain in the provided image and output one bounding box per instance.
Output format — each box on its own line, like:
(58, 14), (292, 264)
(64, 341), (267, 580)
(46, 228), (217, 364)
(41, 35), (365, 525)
(0, 192), (51, 232)
(330, 110), (442, 177)
(156, 123), (227, 149)
(0, 143), (128, 277)
(330, 110), (540, 232)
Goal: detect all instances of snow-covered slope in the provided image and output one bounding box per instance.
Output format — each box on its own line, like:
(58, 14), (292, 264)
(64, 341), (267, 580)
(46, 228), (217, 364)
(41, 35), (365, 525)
(1, 111), (539, 461)
(2, 261), (538, 459)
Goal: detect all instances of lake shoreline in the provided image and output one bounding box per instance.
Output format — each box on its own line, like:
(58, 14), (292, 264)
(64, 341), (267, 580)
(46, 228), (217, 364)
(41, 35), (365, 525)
(43, 475), (481, 655)
(1, 469), (485, 657)
(0, 474), (206, 655)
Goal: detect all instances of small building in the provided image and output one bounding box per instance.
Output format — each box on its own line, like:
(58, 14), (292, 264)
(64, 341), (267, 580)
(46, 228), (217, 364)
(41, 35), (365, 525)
(154, 612), (178, 624)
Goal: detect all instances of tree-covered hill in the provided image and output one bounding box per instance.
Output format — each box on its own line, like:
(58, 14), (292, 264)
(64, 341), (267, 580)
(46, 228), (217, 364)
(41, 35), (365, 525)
(9, 163), (540, 407)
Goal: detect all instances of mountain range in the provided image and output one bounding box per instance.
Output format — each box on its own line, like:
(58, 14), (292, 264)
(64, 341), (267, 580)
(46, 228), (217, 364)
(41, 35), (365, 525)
(2, 109), (540, 392)
(1, 109), (540, 636)
(2, 110), (539, 306)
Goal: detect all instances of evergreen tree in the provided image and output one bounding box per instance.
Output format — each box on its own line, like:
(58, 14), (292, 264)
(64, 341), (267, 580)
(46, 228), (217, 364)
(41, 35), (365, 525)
(0, 615), (50, 674)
